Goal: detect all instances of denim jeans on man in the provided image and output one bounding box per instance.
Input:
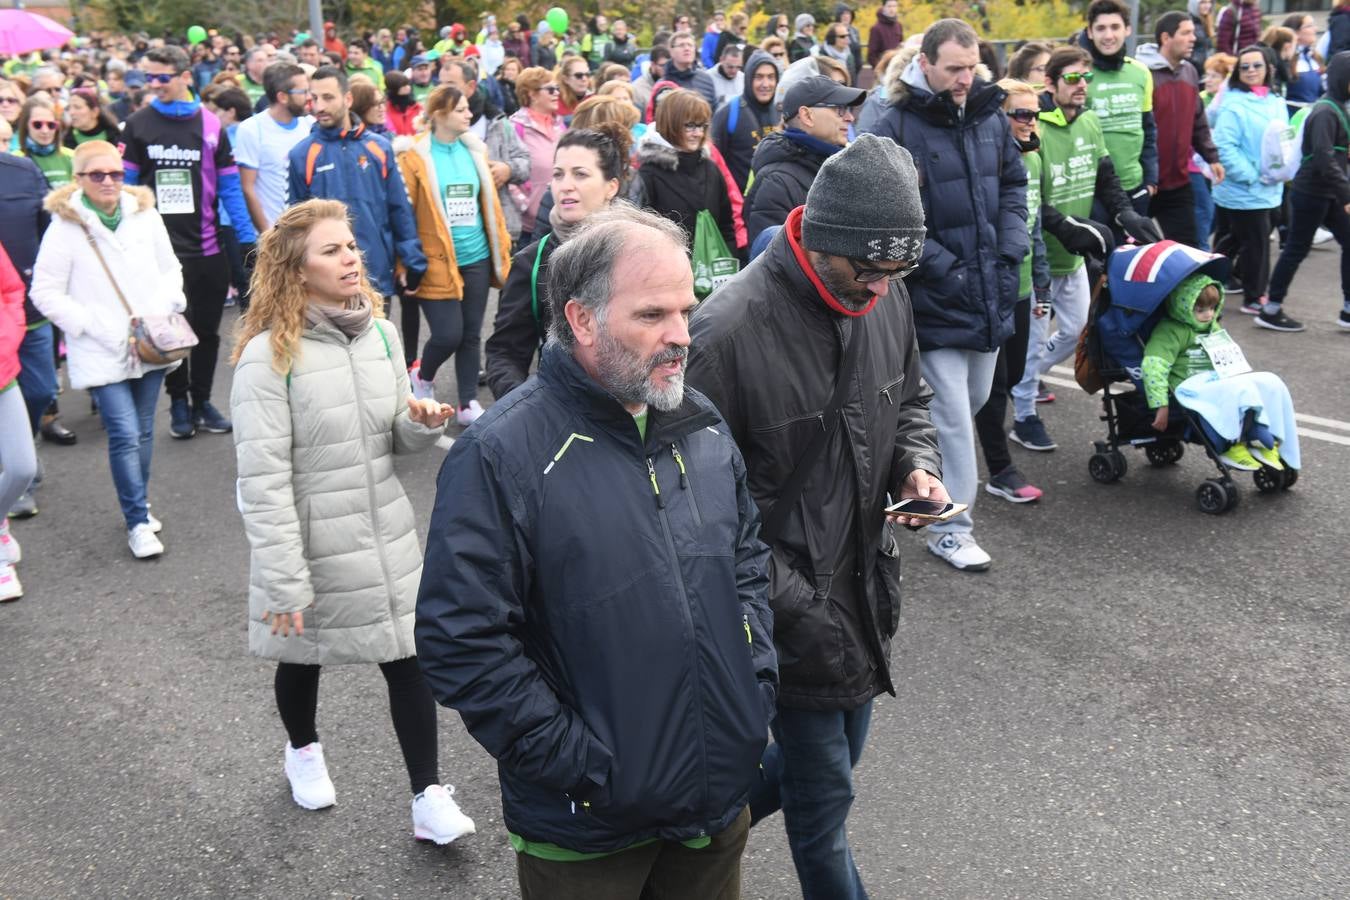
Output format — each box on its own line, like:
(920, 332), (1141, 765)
(17, 322), (58, 433)
(89, 369), (167, 529)
(749, 700), (874, 900)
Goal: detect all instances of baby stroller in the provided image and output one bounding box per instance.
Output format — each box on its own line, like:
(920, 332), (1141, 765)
(1075, 241), (1298, 514)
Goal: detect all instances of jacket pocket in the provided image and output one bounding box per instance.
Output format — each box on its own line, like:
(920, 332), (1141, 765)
(876, 524), (902, 639)
(771, 560), (845, 685)
(878, 375), (904, 406)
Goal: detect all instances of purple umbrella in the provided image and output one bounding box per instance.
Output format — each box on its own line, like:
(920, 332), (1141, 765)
(0, 10), (75, 56)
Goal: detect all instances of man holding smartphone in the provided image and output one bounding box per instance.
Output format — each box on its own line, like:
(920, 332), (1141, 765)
(687, 134), (944, 900)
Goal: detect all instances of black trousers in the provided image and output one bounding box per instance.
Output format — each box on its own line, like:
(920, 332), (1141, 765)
(975, 297), (1032, 476)
(400, 294), (421, 368)
(164, 253), (229, 406)
(274, 656), (440, 794)
(1150, 182), (1199, 247)
(1213, 206), (1276, 304)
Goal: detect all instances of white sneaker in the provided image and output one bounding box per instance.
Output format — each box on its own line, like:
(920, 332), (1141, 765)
(128, 523), (164, 559)
(456, 400), (484, 426)
(147, 510), (163, 534)
(412, 784), (476, 844)
(0, 562), (21, 602)
(927, 532), (992, 572)
(410, 365), (436, 402)
(1313, 227), (1334, 245)
(0, 518), (19, 565)
(284, 741), (336, 810)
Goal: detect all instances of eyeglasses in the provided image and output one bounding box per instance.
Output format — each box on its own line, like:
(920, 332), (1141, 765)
(144, 72), (178, 84)
(683, 121), (709, 133)
(286, 88), (309, 95)
(848, 257), (917, 284)
(811, 104), (855, 118)
(1239, 62), (1266, 71)
(1060, 71), (1094, 84)
(569, 71), (589, 80)
(541, 84), (560, 94)
(1008, 108), (1039, 124)
(80, 170), (125, 183)
(0, 96), (20, 106)
(28, 121), (58, 131)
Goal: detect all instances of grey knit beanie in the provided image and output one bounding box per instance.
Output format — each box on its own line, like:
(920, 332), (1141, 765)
(802, 133), (927, 263)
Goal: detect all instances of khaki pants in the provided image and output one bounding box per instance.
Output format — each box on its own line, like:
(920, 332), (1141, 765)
(516, 806), (750, 900)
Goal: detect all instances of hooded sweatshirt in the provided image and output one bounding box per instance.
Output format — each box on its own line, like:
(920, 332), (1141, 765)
(1292, 51), (1350, 205)
(711, 50), (782, 191)
(1141, 274), (1224, 409)
(1078, 30), (1158, 193)
(1331, 5), (1350, 58)
(1136, 42), (1219, 191)
(867, 7), (903, 67)
(1215, 0), (1263, 57)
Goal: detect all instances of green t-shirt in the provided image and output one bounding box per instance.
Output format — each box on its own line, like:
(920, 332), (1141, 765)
(28, 147), (74, 189)
(1037, 107), (1109, 276)
(1018, 150), (1042, 299)
(634, 409), (649, 441)
(240, 75), (266, 106)
(1087, 58), (1153, 191)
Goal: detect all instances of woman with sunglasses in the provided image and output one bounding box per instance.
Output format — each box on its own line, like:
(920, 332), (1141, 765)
(17, 97), (74, 190)
(28, 141), (187, 559)
(1211, 45), (1292, 326)
(0, 81), (23, 153)
(817, 25), (858, 84)
(555, 57), (592, 123)
(509, 67), (567, 236)
(629, 88), (736, 253)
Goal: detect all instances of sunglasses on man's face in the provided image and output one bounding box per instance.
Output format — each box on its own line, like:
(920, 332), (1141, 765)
(145, 72), (178, 84)
(1008, 108), (1038, 124)
(1060, 71), (1094, 85)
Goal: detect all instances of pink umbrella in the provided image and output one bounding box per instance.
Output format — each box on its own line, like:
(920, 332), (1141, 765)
(0, 10), (75, 56)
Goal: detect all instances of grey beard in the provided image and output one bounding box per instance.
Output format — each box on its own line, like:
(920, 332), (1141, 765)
(815, 261), (878, 313)
(595, 325), (688, 412)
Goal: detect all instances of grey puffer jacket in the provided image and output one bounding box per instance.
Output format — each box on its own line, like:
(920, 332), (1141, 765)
(231, 314), (443, 665)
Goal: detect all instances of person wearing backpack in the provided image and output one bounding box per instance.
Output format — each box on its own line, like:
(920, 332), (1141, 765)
(1216, 0), (1262, 56)
(1211, 46), (1288, 319)
(1266, 51), (1350, 332)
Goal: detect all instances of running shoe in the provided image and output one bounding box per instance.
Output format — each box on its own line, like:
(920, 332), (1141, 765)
(413, 784), (476, 844)
(284, 742), (336, 810)
(1010, 415), (1057, 451)
(128, 522), (165, 559)
(7, 491), (37, 520)
(1219, 444), (1260, 471)
(1035, 381), (1055, 404)
(1248, 443), (1284, 470)
(1238, 298), (1264, 315)
(169, 398), (196, 439)
(1254, 309), (1305, 332)
(1313, 227), (1334, 245)
(193, 402), (234, 433)
(0, 563), (21, 602)
(410, 364), (436, 402)
(1339, 310), (1350, 330)
(457, 400), (485, 426)
(985, 467), (1044, 503)
(0, 518), (20, 565)
(927, 533), (992, 572)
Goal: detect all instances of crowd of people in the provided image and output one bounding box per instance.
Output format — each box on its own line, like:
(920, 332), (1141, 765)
(0, 2), (1344, 897)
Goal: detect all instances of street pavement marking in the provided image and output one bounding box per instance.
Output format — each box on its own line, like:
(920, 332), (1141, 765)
(1045, 365), (1350, 448)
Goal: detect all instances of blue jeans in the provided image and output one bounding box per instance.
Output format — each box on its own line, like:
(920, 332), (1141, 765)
(1190, 172), (1215, 251)
(749, 700), (873, 900)
(17, 322), (58, 434)
(90, 369), (166, 529)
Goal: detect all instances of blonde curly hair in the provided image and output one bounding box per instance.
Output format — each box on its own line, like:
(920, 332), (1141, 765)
(231, 199), (383, 373)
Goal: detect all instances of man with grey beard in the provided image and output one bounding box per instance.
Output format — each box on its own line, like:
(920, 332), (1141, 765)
(416, 204), (779, 900)
(686, 133), (943, 900)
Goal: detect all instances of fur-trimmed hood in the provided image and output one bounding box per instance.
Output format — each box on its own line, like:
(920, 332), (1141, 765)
(635, 128), (710, 171)
(44, 183), (156, 223)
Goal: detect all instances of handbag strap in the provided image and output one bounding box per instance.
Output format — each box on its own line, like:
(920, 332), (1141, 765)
(78, 222), (135, 320)
(758, 323), (863, 544)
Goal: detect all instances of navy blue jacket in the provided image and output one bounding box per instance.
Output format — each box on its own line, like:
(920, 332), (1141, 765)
(416, 343), (777, 853)
(861, 75), (1029, 353)
(286, 121), (425, 296)
(0, 154), (51, 324)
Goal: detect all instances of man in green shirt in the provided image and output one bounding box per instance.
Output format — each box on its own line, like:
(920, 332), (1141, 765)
(344, 39), (385, 90)
(239, 48), (268, 106)
(1077, 0), (1158, 232)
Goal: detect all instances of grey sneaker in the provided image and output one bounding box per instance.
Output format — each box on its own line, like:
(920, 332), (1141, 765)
(927, 532), (992, 572)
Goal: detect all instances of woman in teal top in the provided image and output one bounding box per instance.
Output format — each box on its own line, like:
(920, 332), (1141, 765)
(396, 85), (513, 427)
(18, 97), (74, 188)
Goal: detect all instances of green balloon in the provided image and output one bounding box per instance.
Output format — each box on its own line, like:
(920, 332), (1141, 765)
(187, 25), (207, 45)
(545, 7), (569, 35)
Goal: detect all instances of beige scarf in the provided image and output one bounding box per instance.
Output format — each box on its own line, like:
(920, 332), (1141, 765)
(304, 293), (373, 339)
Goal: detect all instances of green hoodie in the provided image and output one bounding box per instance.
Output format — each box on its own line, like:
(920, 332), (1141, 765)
(1036, 106), (1109, 275)
(1140, 275), (1224, 409)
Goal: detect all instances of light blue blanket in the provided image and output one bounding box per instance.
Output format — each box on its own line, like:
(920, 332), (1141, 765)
(1175, 371), (1301, 470)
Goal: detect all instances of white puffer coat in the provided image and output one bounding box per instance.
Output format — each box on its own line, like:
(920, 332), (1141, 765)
(231, 315), (442, 665)
(29, 184), (186, 389)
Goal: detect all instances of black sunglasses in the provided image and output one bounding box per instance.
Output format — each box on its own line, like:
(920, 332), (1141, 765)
(80, 170), (125, 183)
(28, 120), (58, 131)
(848, 258), (917, 284)
(1008, 109), (1038, 124)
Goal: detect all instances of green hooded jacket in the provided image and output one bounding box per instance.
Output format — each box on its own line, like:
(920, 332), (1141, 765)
(1037, 105), (1109, 275)
(1140, 274), (1224, 409)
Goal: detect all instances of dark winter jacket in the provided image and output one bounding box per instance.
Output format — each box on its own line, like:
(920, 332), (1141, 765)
(1215, 0), (1262, 56)
(867, 10), (904, 67)
(416, 341), (777, 853)
(860, 60), (1029, 353)
(0, 153), (51, 325)
(1136, 43), (1220, 191)
(1187, 2), (1213, 73)
(287, 121), (426, 296)
(742, 129), (839, 247)
(629, 131), (737, 251)
(1293, 52), (1350, 206)
(789, 34), (815, 63)
(1331, 7), (1350, 59)
(686, 209), (941, 711)
(484, 234), (556, 399)
(665, 63), (718, 107)
(603, 34), (639, 69)
(711, 51), (783, 192)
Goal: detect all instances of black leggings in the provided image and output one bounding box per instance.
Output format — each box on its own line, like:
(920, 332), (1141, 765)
(400, 294), (421, 368)
(165, 252), (230, 406)
(1213, 206), (1275, 305)
(419, 259), (492, 406)
(274, 656), (440, 794)
(975, 297), (1032, 476)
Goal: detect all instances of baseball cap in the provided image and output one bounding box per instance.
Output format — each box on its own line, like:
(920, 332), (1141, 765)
(782, 75), (866, 122)
(410, 54), (433, 67)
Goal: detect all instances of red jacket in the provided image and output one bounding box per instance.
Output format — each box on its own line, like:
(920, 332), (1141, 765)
(1215, 1), (1262, 56)
(1141, 48), (1220, 190)
(0, 242), (25, 389)
(867, 12), (904, 67)
(385, 101), (422, 137)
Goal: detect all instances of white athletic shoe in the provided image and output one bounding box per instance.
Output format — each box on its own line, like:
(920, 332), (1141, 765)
(128, 522), (164, 559)
(146, 511), (163, 534)
(412, 784), (476, 844)
(410, 365), (437, 403)
(1313, 227), (1334, 245)
(284, 742), (336, 810)
(927, 532), (992, 572)
(0, 562), (22, 602)
(456, 400), (485, 427)
(0, 518), (20, 565)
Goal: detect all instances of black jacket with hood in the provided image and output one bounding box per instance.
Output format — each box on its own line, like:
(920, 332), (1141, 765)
(1293, 51), (1350, 206)
(629, 131), (737, 251)
(712, 50), (783, 192)
(686, 210), (942, 711)
(417, 341), (777, 853)
(743, 129), (840, 248)
(484, 234), (558, 400)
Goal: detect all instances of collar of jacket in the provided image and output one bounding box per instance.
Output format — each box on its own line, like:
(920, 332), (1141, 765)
(782, 128), (843, 159)
(537, 341), (718, 449)
(1077, 29), (1125, 72)
(316, 119), (367, 142)
(899, 58), (1005, 126)
(784, 205), (877, 318)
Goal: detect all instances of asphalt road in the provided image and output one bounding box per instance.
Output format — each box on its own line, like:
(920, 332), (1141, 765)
(3, 244), (1348, 899)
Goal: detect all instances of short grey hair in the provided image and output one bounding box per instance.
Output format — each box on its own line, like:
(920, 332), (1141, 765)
(920, 18), (979, 63)
(546, 202), (688, 349)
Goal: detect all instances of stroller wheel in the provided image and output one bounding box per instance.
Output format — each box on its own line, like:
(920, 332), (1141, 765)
(1282, 467), (1299, 490)
(1166, 441), (1184, 463)
(1196, 479), (1231, 515)
(1089, 452), (1121, 484)
(1253, 466), (1283, 494)
(1146, 443), (1175, 467)
(1110, 450), (1128, 479)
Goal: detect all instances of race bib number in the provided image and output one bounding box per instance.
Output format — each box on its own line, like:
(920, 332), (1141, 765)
(1199, 330), (1252, 378)
(710, 257), (740, 292)
(443, 183), (477, 226)
(154, 169), (194, 215)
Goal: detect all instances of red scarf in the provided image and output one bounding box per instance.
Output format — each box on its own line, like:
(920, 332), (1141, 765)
(784, 206), (878, 318)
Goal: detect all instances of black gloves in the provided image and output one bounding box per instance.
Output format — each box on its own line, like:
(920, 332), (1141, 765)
(1053, 215), (1115, 263)
(403, 268), (424, 293)
(1117, 209), (1163, 244)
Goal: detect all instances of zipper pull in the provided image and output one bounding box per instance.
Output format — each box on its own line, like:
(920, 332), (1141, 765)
(743, 613), (752, 645)
(646, 457), (665, 508)
(671, 446), (689, 489)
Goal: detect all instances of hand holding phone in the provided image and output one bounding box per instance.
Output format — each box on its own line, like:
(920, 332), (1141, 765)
(884, 497), (968, 524)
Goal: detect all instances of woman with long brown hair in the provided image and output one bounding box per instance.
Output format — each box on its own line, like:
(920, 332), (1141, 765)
(229, 198), (475, 843)
(555, 55), (592, 122)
